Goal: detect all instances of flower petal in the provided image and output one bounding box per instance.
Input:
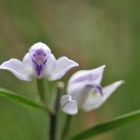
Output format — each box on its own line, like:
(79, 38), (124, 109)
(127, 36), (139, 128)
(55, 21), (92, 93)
(60, 95), (78, 115)
(29, 42), (52, 78)
(47, 56), (79, 81)
(45, 54), (56, 78)
(29, 42), (51, 54)
(22, 53), (33, 73)
(82, 80), (124, 111)
(68, 65), (106, 86)
(67, 82), (94, 105)
(0, 58), (33, 81)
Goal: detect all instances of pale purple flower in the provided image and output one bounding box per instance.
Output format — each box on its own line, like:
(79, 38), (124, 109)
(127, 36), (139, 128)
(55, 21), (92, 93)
(60, 65), (124, 115)
(0, 42), (79, 81)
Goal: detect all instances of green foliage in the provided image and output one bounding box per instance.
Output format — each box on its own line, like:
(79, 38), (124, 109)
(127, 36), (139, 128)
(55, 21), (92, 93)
(0, 87), (45, 111)
(71, 110), (140, 140)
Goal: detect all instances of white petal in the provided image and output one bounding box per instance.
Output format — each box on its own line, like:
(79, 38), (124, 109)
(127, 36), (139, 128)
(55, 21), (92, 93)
(0, 58), (33, 81)
(23, 52), (31, 63)
(45, 54), (56, 78)
(29, 42), (51, 54)
(68, 65), (106, 86)
(60, 95), (78, 115)
(22, 53), (33, 73)
(82, 80), (124, 111)
(47, 56), (79, 81)
(67, 82), (93, 105)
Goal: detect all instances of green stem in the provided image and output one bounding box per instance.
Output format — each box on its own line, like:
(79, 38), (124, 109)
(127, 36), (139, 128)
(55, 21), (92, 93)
(61, 115), (72, 140)
(36, 78), (51, 115)
(37, 78), (46, 103)
(70, 109), (140, 140)
(49, 92), (60, 140)
(49, 82), (63, 140)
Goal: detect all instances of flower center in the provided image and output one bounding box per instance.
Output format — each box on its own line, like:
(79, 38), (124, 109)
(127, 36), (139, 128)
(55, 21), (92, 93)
(31, 49), (47, 77)
(85, 84), (103, 96)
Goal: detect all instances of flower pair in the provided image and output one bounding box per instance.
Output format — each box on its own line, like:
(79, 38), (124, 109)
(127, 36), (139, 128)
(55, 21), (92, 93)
(0, 42), (123, 115)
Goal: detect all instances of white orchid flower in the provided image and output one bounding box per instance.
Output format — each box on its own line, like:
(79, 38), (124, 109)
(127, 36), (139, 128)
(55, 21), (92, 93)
(0, 42), (79, 81)
(61, 65), (124, 115)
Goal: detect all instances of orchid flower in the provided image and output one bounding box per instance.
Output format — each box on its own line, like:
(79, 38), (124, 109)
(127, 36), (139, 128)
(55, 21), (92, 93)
(61, 65), (124, 115)
(0, 42), (79, 81)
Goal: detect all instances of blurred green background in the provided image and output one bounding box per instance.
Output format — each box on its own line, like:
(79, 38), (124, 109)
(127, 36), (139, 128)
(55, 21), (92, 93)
(0, 0), (139, 140)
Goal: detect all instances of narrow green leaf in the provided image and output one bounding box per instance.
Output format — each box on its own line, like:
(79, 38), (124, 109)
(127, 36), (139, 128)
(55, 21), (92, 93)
(71, 110), (140, 140)
(0, 87), (46, 111)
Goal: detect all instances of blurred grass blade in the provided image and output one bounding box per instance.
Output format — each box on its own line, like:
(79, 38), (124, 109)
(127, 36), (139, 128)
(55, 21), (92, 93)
(0, 87), (45, 111)
(70, 110), (140, 140)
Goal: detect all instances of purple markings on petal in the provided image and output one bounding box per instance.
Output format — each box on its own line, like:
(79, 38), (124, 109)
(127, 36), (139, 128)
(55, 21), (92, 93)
(32, 49), (47, 64)
(85, 84), (94, 89)
(35, 64), (43, 76)
(31, 49), (48, 77)
(85, 84), (103, 96)
(95, 85), (103, 96)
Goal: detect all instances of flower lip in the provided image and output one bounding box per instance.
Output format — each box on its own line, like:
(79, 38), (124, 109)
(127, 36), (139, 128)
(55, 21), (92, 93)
(29, 42), (52, 77)
(85, 84), (94, 88)
(31, 49), (48, 77)
(32, 49), (47, 64)
(85, 84), (103, 96)
(95, 85), (103, 96)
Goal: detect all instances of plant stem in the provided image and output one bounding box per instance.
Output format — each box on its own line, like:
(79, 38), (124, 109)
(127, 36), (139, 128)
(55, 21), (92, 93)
(37, 78), (46, 103)
(36, 78), (51, 115)
(49, 82), (64, 140)
(61, 115), (72, 140)
(49, 93), (60, 140)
